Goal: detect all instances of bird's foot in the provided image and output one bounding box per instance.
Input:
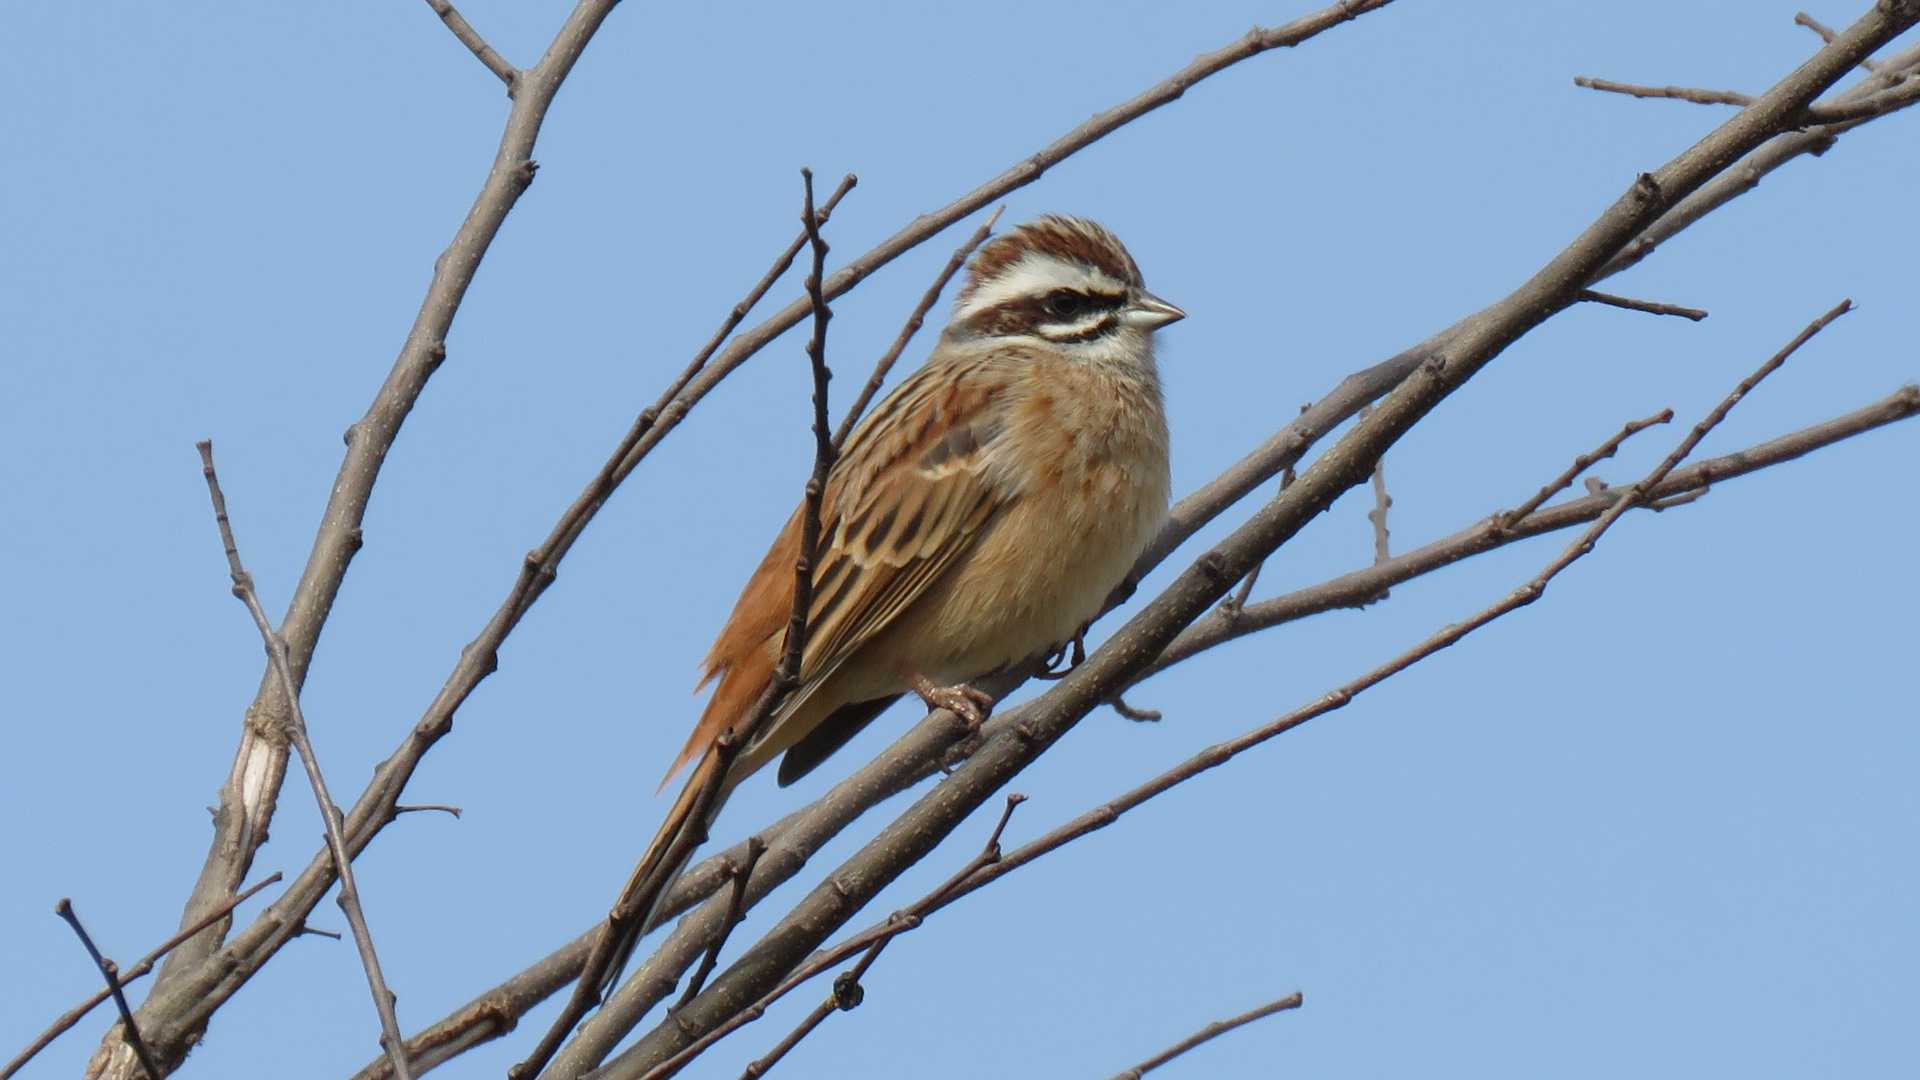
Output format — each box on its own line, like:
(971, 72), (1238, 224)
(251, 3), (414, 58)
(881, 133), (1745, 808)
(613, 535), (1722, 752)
(1033, 630), (1088, 680)
(907, 674), (994, 732)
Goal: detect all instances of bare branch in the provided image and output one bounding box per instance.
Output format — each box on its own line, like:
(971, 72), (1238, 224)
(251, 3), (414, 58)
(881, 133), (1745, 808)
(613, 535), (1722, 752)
(1654, 301), (1852, 468)
(1366, 453), (1391, 565)
(392, 804), (464, 820)
(1796, 9), (1886, 70)
(53, 901), (161, 1080)
(674, 837), (766, 1013)
(1575, 68), (1920, 124)
(1576, 288), (1709, 321)
(1575, 75), (1754, 107)
(1502, 408), (1674, 527)
(1109, 992), (1305, 1079)
(1109, 695), (1164, 723)
(422, 0), (519, 88)
(196, 442), (415, 1080)
(5, 874), (281, 1080)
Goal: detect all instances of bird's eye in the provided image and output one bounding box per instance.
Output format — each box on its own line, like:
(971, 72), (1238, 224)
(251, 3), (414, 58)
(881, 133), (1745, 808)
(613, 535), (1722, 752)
(1042, 289), (1088, 319)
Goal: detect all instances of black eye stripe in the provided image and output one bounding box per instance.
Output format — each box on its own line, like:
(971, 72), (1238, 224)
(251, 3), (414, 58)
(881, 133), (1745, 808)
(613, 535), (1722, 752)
(1041, 312), (1122, 343)
(956, 285), (1127, 340)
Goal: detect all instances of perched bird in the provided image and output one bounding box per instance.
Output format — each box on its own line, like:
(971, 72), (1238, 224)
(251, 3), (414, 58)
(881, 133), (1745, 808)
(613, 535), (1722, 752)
(602, 214), (1184, 991)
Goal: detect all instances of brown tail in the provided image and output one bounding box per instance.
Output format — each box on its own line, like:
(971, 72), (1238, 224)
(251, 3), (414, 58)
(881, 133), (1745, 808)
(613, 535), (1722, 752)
(599, 745), (730, 998)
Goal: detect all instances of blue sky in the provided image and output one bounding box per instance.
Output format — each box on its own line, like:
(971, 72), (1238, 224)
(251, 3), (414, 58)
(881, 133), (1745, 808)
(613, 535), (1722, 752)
(4, 2), (1916, 1077)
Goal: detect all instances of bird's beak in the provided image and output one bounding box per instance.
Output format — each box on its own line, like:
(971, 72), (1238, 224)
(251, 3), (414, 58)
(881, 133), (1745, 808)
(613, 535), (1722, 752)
(1125, 291), (1187, 331)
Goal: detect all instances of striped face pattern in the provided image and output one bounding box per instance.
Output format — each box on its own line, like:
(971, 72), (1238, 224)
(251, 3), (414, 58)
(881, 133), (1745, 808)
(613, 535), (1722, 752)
(949, 215), (1181, 352)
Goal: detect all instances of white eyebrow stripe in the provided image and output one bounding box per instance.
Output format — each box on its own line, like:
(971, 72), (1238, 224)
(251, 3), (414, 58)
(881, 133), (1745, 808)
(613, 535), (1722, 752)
(954, 253), (1125, 322)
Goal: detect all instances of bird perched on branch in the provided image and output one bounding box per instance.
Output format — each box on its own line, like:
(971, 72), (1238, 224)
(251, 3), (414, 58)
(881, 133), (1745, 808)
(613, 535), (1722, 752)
(601, 215), (1185, 992)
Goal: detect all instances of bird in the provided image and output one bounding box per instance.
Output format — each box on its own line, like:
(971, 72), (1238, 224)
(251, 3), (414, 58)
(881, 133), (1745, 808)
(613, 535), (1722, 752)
(599, 214), (1184, 994)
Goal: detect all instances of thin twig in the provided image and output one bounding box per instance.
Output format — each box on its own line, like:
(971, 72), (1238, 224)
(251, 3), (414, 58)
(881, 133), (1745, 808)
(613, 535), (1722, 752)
(422, 0), (519, 88)
(52, 901), (161, 1080)
(1501, 408), (1674, 528)
(1109, 695), (1163, 723)
(1109, 991), (1305, 1079)
(1576, 288), (1710, 321)
(392, 804), (464, 819)
(652, 796), (1028, 1080)
(196, 441), (416, 1080)
(674, 837), (766, 1012)
(1574, 70), (1920, 125)
(832, 206), (1004, 450)
(5, 873), (281, 1080)
(788, 166), (840, 688)
(1575, 75), (1755, 107)
(1797, 10), (1886, 71)
(1647, 301), (1852, 474)
(1222, 561), (1264, 617)
(1367, 455), (1391, 565)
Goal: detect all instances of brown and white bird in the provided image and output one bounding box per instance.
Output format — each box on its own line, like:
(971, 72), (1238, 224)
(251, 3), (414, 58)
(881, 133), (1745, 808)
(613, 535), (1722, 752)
(603, 215), (1183, 990)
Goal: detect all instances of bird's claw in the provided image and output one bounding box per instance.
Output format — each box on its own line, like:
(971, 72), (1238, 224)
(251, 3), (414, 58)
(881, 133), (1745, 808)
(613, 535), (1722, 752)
(1034, 630), (1088, 680)
(909, 675), (994, 732)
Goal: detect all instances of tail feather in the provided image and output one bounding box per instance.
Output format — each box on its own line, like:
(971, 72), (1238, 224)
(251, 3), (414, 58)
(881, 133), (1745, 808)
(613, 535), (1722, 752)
(600, 746), (729, 998)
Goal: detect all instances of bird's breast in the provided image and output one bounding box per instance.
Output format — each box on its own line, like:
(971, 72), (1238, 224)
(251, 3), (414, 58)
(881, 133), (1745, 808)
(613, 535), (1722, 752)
(904, 359), (1171, 679)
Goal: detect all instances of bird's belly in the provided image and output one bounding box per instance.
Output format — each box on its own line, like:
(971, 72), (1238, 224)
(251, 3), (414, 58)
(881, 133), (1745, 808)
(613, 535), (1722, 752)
(882, 465), (1168, 683)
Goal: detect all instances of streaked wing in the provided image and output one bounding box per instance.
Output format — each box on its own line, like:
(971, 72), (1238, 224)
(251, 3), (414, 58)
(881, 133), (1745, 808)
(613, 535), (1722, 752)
(677, 349), (1016, 786)
(796, 352), (1013, 690)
